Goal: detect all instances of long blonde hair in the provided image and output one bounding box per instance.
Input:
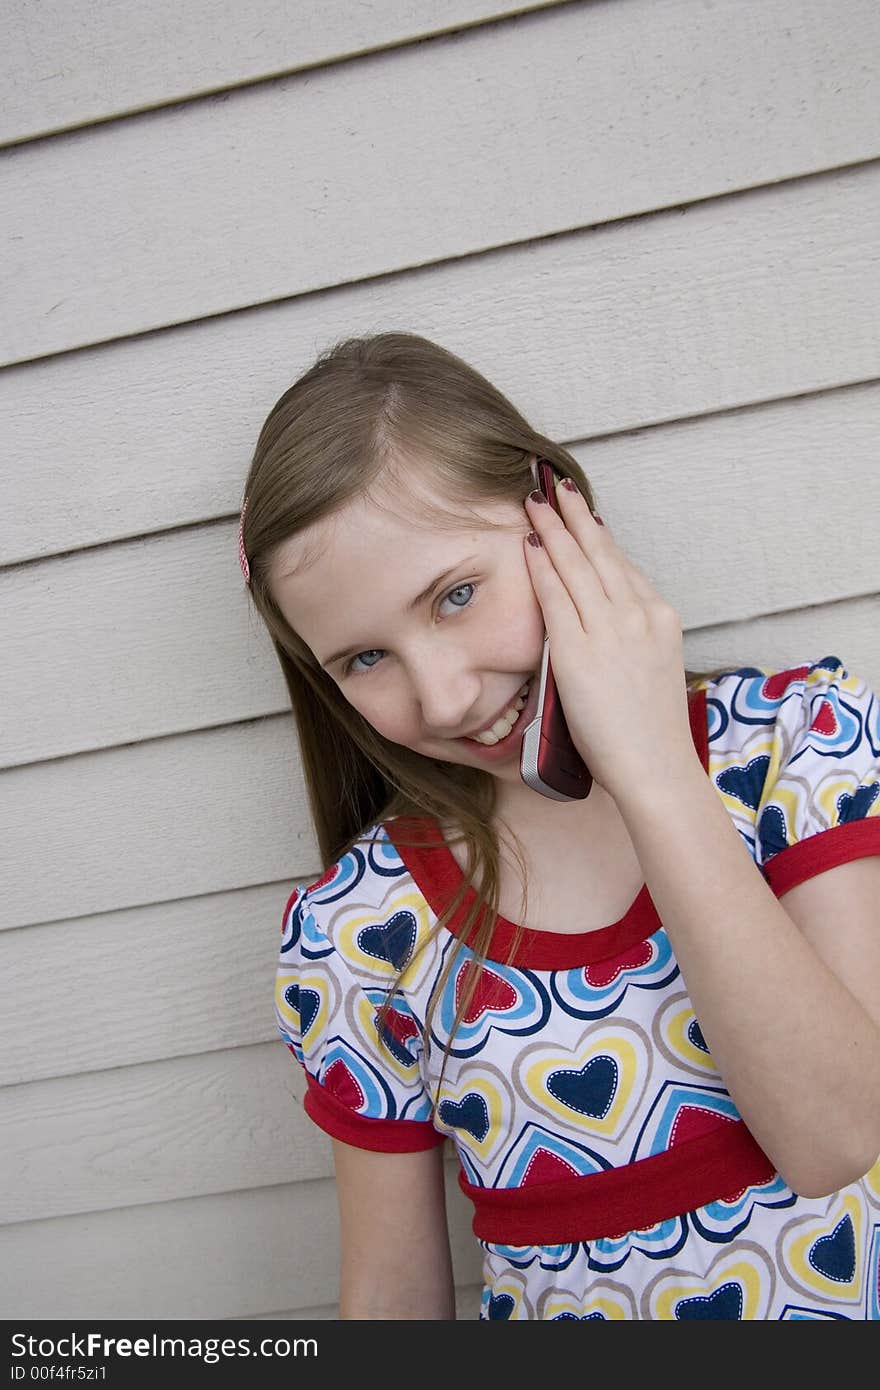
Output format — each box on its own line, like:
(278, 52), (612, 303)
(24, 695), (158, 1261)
(241, 332), (737, 1108)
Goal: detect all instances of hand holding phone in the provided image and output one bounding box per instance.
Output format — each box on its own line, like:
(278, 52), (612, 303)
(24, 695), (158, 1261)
(519, 458), (594, 801)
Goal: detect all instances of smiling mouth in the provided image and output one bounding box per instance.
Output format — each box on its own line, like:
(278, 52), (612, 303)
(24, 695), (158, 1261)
(462, 677), (533, 744)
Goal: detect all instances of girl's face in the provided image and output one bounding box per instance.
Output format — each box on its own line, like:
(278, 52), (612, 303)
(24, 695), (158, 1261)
(269, 466), (547, 788)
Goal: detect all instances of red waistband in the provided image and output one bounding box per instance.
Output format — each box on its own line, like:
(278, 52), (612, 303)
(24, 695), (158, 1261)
(458, 1120), (776, 1244)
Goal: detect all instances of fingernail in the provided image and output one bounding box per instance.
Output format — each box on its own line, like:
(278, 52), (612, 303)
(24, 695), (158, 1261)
(527, 531), (543, 547)
(527, 489), (548, 505)
(594, 513), (604, 526)
(561, 477), (579, 493)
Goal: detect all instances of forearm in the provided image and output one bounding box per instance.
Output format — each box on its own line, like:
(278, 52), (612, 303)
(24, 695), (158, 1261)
(615, 759), (880, 1196)
(339, 1242), (456, 1319)
(333, 1139), (457, 1320)
(339, 1280), (456, 1320)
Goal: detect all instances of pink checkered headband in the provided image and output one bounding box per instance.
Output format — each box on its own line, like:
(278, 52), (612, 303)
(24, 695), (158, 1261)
(238, 497), (251, 585)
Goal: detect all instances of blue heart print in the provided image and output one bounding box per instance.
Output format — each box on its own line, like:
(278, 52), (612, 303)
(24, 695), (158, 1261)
(439, 1093), (491, 1142)
(761, 776), (878, 859)
(488, 1293), (515, 1320)
(838, 783), (879, 823)
(757, 803), (789, 861)
(687, 1019), (710, 1053)
(675, 1282), (744, 1319)
(285, 982), (319, 1038)
(809, 1214), (856, 1283)
(547, 1056), (618, 1118)
(357, 911), (417, 969)
(716, 756), (770, 810)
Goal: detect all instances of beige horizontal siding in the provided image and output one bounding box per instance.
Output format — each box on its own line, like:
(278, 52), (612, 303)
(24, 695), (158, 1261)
(0, 1170), (484, 1320)
(2, 1043), (327, 1224)
(4, 0), (880, 363)
(0, 719), (310, 932)
(0, 0), (564, 145)
(686, 598), (878, 688)
(0, 882), (293, 1086)
(4, 161), (879, 570)
(236, 1283), (485, 1320)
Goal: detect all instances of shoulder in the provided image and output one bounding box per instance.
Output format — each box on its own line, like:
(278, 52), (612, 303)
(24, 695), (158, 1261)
(274, 823), (446, 1152)
(279, 820), (428, 972)
(693, 654), (880, 883)
(276, 817), (444, 1059)
(692, 654), (877, 755)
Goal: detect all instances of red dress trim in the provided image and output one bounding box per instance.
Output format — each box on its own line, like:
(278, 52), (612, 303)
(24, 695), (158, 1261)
(459, 1119), (776, 1244)
(762, 816), (880, 896)
(302, 1071), (446, 1152)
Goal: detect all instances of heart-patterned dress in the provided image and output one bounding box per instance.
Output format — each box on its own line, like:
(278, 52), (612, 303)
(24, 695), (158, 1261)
(276, 655), (880, 1319)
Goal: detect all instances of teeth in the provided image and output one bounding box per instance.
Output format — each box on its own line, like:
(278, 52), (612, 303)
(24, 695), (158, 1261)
(468, 680), (531, 745)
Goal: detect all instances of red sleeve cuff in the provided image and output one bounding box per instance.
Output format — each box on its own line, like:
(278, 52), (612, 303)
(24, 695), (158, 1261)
(302, 1071), (447, 1153)
(762, 817), (880, 897)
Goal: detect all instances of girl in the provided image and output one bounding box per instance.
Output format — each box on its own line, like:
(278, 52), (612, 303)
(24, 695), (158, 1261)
(241, 333), (880, 1320)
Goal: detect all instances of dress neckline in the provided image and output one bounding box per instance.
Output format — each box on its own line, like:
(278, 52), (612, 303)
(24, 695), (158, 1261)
(382, 686), (709, 970)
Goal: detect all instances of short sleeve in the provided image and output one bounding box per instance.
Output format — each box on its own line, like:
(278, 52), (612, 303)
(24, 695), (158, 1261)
(726, 655), (880, 896)
(274, 879), (445, 1153)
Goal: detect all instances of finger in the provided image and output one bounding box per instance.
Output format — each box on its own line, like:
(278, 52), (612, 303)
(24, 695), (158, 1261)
(551, 478), (640, 604)
(550, 480), (673, 612)
(524, 501), (609, 623)
(523, 528), (594, 645)
(613, 548), (669, 608)
(524, 485), (633, 614)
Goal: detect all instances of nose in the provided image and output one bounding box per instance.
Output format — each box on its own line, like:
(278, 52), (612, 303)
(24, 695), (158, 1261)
(411, 660), (480, 738)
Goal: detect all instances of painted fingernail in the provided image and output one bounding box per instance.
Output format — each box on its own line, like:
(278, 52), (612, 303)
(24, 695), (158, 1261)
(561, 477), (579, 492)
(527, 489), (548, 505)
(593, 514), (605, 526)
(527, 531), (543, 547)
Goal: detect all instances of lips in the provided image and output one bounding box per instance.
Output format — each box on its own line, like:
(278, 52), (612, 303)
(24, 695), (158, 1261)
(462, 679), (531, 739)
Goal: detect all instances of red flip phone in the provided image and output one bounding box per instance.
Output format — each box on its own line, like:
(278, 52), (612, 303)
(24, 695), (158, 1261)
(519, 457), (593, 801)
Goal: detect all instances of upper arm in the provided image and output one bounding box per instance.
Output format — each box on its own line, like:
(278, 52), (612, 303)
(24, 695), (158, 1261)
(277, 872), (457, 1316)
(730, 656), (880, 1027)
(331, 1136), (455, 1320)
(779, 854), (880, 1031)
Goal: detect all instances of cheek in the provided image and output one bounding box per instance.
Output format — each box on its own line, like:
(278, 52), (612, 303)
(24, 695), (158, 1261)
(492, 567), (545, 647)
(345, 686), (409, 738)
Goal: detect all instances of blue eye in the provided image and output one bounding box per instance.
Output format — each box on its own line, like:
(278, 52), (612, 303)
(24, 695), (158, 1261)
(343, 582), (477, 676)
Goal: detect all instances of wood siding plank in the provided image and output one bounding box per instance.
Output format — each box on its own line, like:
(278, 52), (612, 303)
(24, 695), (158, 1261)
(0, 881), (297, 1086)
(4, 0), (880, 361)
(0, 1), (564, 145)
(236, 1283), (485, 1319)
(0, 718), (312, 932)
(1, 1042), (330, 1224)
(3, 163), (879, 568)
(0, 1171), (484, 1319)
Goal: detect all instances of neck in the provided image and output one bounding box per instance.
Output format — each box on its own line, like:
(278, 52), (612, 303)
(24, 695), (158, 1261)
(492, 777), (618, 844)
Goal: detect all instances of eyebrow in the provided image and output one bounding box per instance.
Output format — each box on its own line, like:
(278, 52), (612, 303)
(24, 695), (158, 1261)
(319, 555), (480, 670)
